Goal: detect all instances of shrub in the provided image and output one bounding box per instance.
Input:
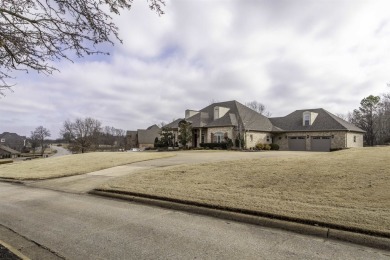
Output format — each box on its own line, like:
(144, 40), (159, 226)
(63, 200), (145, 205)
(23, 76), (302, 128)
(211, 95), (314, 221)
(270, 143), (280, 150)
(263, 144), (271, 150)
(255, 143), (264, 150)
(200, 143), (228, 149)
(235, 137), (245, 148)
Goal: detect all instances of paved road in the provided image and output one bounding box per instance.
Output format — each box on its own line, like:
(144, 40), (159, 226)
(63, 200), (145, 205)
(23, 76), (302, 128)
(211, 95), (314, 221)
(0, 182), (389, 260)
(25, 150), (316, 193)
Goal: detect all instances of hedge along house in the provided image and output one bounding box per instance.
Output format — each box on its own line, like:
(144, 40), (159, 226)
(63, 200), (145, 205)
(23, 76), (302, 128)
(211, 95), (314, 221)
(165, 100), (274, 149)
(269, 109), (365, 151)
(165, 100), (364, 151)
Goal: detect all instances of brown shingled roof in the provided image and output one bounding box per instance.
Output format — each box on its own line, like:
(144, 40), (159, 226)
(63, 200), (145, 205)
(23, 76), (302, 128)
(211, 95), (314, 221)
(0, 144), (21, 154)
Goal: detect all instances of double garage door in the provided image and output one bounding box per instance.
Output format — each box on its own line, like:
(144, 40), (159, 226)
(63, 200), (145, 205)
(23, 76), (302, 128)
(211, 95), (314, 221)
(288, 136), (331, 152)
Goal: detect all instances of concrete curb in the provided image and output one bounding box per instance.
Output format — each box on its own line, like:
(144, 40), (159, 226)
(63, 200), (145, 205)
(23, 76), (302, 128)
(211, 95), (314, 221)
(0, 178), (24, 184)
(0, 224), (64, 260)
(0, 240), (31, 260)
(90, 189), (390, 251)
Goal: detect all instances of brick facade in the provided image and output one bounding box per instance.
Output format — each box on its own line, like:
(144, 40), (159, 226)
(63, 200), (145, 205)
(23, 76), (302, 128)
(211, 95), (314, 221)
(245, 131), (272, 149)
(273, 131), (364, 151)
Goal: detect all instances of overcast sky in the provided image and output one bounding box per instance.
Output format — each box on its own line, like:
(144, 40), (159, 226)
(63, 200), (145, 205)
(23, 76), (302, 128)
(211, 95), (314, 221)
(1, 0), (390, 138)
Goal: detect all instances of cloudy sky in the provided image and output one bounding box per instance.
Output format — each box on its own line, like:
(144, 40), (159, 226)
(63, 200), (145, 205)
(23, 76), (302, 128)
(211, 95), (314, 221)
(1, 0), (390, 138)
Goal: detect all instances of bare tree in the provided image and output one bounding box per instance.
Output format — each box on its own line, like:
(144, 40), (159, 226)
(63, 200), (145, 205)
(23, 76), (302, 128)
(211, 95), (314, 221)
(113, 128), (126, 150)
(0, 0), (165, 95)
(61, 117), (102, 153)
(29, 132), (40, 156)
(245, 101), (271, 116)
(31, 126), (51, 156)
(158, 121), (166, 128)
(209, 99), (219, 105)
(101, 126), (126, 150)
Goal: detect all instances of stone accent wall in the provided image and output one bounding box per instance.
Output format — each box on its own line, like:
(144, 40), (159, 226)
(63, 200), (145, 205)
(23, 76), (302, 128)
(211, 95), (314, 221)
(245, 131), (272, 149)
(272, 131), (352, 151)
(208, 127), (234, 143)
(346, 132), (364, 148)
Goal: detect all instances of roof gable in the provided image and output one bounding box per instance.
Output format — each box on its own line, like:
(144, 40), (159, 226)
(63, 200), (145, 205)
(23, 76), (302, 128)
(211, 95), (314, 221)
(270, 108), (364, 132)
(137, 125), (161, 144)
(195, 100), (273, 131)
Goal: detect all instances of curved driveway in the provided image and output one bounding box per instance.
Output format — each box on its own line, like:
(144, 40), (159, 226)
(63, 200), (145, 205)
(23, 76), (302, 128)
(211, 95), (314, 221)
(50, 145), (72, 158)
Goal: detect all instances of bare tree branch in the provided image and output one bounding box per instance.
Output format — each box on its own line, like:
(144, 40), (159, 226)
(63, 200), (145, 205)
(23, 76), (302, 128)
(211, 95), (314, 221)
(0, 0), (165, 95)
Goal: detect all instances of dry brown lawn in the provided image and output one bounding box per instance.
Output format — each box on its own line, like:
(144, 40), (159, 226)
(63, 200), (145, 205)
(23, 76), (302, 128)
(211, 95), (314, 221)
(100, 147), (390, 234)
(0, 152), (174, 180)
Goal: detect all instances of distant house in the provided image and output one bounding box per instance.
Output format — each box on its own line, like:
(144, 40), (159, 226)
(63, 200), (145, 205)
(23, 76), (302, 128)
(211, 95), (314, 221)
(126, 130), (138, 149)
(0, 132), (27, 152)
(0, 144), (21, 159)
(126, 125), (161, 149)
(164, 100), (364, 151)
(137, 125), (161, 149)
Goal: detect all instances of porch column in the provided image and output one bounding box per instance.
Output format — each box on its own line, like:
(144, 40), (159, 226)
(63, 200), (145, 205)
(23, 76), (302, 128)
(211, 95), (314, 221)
(199, 128), (202, 147)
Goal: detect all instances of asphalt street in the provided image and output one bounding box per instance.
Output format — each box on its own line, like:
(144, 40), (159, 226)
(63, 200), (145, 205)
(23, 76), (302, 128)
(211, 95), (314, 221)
(1, 151), (390, 259)
(0, 182), (389, 260)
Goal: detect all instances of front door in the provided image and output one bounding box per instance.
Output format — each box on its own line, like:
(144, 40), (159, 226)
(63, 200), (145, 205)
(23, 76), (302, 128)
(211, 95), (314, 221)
(193, 133), (198, 147)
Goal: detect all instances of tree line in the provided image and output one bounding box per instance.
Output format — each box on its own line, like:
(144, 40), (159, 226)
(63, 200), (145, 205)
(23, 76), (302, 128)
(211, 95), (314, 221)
(347, 88), (390, 146)
(29, 117), (127, 154)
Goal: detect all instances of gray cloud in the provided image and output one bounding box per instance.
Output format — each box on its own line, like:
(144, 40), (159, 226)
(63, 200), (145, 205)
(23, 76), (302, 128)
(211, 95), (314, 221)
(1, 0), (390, 137)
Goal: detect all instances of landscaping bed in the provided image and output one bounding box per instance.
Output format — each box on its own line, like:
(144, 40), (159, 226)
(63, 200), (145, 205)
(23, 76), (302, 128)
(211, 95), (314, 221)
(99, 147), (390, 235)
(0, 152), (175, 180)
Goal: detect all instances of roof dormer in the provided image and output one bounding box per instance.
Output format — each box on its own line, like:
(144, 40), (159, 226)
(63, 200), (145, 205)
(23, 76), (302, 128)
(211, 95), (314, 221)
(185, 110), (199, 119)
(214, 106), (230, 120)
(303, 111), (318, 126)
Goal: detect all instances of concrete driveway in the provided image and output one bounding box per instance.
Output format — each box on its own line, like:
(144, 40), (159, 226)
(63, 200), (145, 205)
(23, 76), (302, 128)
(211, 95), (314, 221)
(25, 150), (316, 193)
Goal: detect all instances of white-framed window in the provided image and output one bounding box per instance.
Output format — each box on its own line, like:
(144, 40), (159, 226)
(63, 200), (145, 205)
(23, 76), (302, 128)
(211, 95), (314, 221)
(250, 134), (253, 142)
(0, 138), (5, 143)
(266, 136), (270, 142)
(304, 114), (310, 126)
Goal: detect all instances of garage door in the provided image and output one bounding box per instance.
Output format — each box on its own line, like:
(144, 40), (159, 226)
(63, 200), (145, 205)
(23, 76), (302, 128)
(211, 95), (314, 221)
(311, 136), (331, 152)
(288, 136), (306, 151)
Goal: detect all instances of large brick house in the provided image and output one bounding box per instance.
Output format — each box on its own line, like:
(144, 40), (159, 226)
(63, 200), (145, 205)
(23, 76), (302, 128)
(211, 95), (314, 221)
(164, 100), (364, 151)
